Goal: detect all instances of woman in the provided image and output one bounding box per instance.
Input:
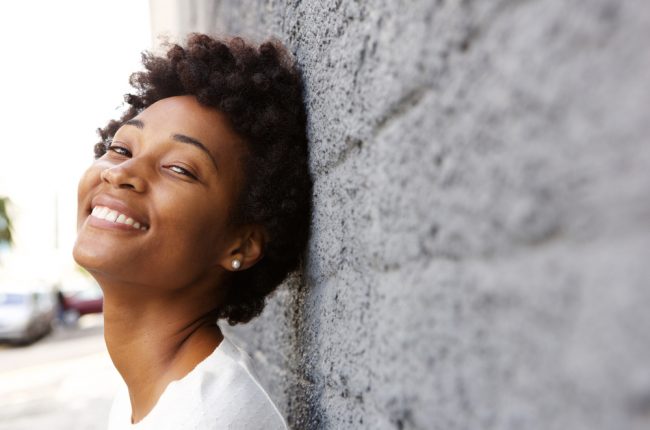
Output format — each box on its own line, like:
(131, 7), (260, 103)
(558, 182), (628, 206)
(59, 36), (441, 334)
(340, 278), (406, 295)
(73, 34), (311, 429)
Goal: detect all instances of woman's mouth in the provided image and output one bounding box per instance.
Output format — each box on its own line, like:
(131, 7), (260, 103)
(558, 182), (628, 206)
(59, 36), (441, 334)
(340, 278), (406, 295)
(90, 205), (149, 231)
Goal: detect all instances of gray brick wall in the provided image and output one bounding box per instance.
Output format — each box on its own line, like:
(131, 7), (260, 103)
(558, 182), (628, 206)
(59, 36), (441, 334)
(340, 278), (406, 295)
(151, 1), (650, 428)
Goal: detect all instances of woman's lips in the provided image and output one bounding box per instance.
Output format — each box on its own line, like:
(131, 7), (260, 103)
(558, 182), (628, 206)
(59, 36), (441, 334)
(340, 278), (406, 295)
(89, 205), (149, 231)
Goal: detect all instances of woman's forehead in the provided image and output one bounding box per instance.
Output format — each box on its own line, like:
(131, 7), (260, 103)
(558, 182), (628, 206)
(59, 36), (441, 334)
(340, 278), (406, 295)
(128, 95), (245, 160)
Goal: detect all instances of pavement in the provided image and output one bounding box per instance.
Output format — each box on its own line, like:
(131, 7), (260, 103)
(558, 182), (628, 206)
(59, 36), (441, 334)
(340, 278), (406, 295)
(0, 315), (121, 430)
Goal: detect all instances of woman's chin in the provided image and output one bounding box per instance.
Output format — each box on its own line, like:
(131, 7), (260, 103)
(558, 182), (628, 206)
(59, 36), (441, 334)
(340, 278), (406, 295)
(72, 237), (125, 276)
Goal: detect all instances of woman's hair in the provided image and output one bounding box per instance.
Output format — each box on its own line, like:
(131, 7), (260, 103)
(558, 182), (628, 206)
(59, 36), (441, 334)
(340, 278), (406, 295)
(94, 33), (312, 325)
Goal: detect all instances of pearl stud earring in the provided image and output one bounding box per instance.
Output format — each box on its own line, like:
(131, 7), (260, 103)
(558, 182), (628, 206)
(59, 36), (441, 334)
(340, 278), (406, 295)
(231, 258), (241, 270)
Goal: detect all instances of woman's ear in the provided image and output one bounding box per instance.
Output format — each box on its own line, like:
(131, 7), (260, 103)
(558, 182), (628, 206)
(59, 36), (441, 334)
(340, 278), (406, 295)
(219, 225), (266, 272)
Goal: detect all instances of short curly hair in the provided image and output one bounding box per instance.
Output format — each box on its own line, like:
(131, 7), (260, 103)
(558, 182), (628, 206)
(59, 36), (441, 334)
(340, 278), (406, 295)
(94, 33), (312, 325)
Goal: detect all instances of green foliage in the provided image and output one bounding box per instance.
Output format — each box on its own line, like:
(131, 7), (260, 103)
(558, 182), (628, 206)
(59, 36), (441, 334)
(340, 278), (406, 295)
(0, 197), (13, 247)
(75, 264), (91, 277)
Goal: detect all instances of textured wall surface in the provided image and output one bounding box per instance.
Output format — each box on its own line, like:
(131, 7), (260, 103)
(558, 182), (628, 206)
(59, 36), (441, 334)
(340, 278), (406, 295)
(153, 1), (650, 429)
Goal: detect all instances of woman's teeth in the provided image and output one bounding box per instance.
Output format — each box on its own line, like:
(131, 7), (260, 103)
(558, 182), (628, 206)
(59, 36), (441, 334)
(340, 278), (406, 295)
(91, 206), (148, 231)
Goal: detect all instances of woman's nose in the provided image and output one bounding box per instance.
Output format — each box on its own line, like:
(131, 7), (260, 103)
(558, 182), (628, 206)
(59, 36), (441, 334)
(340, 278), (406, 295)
(100, 162), (147, 192)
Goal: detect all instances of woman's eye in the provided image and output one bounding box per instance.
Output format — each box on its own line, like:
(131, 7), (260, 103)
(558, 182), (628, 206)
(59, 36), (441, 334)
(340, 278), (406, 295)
(167, 165), (198, 180)
(107, 145), (131, 157)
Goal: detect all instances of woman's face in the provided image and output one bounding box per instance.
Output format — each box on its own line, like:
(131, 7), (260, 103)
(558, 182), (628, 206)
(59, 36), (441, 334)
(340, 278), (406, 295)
(73, 95), (247, 290)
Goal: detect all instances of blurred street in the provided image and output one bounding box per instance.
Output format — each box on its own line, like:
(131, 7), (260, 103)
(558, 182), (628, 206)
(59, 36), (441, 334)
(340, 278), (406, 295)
(0, 315), (120, 430)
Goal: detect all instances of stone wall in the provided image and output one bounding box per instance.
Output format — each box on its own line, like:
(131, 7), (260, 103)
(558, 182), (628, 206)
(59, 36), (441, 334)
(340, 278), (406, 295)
(149, 1), (650, 429)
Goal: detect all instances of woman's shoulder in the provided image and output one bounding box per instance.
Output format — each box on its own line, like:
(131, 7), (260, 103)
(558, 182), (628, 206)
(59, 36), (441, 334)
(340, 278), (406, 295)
(191, 336), (288, 430)
(108, 336), (288, 430)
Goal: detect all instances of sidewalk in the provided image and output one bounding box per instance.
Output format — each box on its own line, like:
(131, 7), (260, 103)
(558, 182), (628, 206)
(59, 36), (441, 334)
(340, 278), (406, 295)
(0, 315), (120, 430)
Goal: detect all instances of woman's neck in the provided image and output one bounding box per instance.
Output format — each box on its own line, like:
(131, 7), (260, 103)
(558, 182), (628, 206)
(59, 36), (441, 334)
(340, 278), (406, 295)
(100, 283), (224, 424)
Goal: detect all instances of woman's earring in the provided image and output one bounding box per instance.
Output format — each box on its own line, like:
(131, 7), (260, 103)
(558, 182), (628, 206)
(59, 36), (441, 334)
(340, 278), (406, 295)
(231, 258), (241, 270)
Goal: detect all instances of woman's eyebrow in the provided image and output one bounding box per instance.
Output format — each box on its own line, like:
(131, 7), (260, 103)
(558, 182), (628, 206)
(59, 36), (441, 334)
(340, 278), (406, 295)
(124, 119), (144, 129)
(171, 133), (219, 172)
(122, 118), (218, 172)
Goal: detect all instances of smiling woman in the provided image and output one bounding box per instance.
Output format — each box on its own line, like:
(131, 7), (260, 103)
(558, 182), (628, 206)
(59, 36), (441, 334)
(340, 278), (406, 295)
(72, 34), (311, 430)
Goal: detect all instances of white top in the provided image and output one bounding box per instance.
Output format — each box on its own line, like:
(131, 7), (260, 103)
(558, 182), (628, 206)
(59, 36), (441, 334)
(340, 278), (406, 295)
(107, 336), (288, 430)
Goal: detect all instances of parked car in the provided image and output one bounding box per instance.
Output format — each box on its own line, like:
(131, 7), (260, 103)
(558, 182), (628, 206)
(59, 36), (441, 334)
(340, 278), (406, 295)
(60, 283), (103, 324)
(0, 289), (55, 343)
